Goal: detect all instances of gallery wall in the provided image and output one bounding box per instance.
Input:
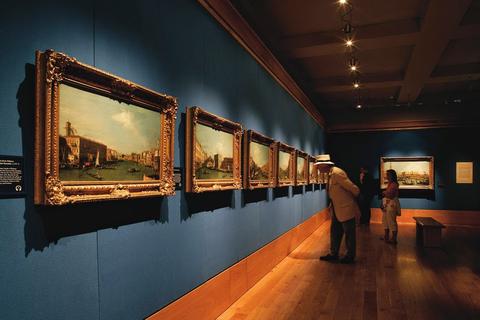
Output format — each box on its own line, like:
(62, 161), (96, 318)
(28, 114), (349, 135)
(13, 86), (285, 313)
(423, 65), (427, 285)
(0, 0), (327, 319)
(328, 128), (479, 210)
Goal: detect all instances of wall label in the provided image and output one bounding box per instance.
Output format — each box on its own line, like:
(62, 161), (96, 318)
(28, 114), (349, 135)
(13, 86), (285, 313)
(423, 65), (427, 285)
(0, 155), (25, 196)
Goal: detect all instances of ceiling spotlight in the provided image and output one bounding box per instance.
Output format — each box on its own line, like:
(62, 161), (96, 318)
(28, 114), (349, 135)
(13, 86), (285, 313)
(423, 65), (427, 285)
(338, 0), (348, 5)
(349, 57), (358, 72)
(356, 104), (362, 109)
(353, 81), (359, 88)
(345, 39), (353, 47)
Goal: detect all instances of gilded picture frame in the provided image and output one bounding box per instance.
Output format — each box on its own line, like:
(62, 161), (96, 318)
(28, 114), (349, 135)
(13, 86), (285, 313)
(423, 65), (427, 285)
(276, 142), (295, 187)
(185, 107), (242, 193)
(243, 130), (276, 189)
(308, 156), (318, 184)
(380, 156), (434, 190)
(34, 50), (178, 205)
(295, 150), (308, 186)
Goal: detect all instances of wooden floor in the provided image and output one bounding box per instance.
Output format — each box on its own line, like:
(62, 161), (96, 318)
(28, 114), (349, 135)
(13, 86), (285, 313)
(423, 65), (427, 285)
(218, 222), (480, 320)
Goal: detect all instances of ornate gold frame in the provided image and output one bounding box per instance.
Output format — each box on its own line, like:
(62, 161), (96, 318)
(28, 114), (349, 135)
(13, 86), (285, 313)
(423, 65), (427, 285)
(380, 156), (434, 190)
(243, 130), (276, 189)
(34, 50), (178, 205)
(295, 150), (308, 186)
(276, 142), (295, 187)
(185, 107), (242, 192)
(308, 156), (318, 184)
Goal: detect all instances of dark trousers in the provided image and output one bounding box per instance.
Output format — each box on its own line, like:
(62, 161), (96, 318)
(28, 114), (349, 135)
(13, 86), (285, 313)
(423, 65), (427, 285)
(330, 214), (356, 259)
(359, 196), (372, 224)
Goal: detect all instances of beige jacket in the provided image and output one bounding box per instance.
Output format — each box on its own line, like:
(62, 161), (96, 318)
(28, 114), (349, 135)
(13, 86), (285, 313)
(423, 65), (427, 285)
(327, 167), (361, 222)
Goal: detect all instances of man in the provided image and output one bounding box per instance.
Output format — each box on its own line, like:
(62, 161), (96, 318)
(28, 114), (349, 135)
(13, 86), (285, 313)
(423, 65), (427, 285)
(315, 154), (360, 264)
(358, 166), (374, 225)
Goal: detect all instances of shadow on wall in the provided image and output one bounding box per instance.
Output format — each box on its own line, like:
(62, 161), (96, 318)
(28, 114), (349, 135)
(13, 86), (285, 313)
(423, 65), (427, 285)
(17, 64), (168, 256)
(241, 188), (268, 207)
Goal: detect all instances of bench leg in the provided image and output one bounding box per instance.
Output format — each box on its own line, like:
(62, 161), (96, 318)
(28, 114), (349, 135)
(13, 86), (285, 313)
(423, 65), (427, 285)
(423, 227), (442, 247)
(416, 223), (423, 245)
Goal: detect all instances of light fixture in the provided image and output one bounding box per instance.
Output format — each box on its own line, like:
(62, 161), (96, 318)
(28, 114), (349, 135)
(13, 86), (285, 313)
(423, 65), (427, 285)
(345, 39), (353, 47)
(338, 0), (348, 5)
(356, 104), (362, 109)
(353, 82), (359, 88)
(350, 65), (357, 71)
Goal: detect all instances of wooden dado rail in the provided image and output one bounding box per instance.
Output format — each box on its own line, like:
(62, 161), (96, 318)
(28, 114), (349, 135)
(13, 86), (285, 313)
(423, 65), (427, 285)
(148, 208), (330, 320)
(371, 208), (480, 227)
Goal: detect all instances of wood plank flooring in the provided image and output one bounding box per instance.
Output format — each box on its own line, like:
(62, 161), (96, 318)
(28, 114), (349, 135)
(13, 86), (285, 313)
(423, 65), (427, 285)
(218, 222), (480, 320)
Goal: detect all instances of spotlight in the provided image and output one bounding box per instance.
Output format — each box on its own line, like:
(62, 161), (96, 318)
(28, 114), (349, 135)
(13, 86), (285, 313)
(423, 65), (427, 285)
(353, 82), (359, 88)
(338, 0), (347, 5)
(345, 39), (353, 47)
(356, 104), (362, 109)
(349, 57), (358, 72)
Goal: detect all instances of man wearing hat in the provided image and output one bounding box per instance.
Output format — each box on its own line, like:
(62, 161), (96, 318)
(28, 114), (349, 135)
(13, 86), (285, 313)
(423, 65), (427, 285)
(315, 154), (360, 264)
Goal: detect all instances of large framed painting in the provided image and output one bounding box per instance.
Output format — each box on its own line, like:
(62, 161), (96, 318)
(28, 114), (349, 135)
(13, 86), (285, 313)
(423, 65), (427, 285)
(308, 156), (318, 184)
(243, 130), (276, 189)
(185, 107), (242, 192)
(295, 150), (308, 186)
(34, 50), (178, 205)
(276, 142), (295, 187)
(380, 156), (434, 190)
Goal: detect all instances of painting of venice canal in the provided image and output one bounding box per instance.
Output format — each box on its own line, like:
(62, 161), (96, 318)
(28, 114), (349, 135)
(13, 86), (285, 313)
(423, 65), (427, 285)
(194, 123), (234, 179)
(58, 84), (161, 182)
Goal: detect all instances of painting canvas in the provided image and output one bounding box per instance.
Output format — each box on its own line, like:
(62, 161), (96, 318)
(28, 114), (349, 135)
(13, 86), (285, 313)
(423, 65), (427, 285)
(276, 142), (294, 186)
(380, 156), (434, 190)
(295, 151), (308, 185)
(34, 50), (177, 205)
(309, 157), (318, 184)
(278, 151), (292, 180)
(249, 141), (269, 180)
(194, 123), (234, 180)
(186, 107), (242, 192)
(59, 84), (161, 182)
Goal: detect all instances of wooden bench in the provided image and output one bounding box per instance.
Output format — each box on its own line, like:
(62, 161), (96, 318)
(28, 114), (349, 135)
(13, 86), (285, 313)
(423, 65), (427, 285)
(413, 217), (446, 247)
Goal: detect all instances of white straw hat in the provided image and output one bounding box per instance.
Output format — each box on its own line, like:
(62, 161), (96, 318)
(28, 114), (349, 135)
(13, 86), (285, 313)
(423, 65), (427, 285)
(314, 154), (334, 165)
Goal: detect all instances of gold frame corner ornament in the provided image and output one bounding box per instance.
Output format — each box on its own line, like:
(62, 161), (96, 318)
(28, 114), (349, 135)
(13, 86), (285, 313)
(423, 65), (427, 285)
(34, 49), (178, 205)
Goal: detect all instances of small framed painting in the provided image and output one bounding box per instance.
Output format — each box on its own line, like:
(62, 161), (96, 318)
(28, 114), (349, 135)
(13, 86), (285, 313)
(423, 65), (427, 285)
(276, 142), (295, 187)
(243, 130), (276, 189)
(308, 156), (318, 184)
(295, 150), (308, 186)
(185, 107), (242, 192)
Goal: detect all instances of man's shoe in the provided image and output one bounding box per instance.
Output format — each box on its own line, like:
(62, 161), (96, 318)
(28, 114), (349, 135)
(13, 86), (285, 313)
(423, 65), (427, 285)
(339, 256), (355, 264)
(319, 254), (338, 261)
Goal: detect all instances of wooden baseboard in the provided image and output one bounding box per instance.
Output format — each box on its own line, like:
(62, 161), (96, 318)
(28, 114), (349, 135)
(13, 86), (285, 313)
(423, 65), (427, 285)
(370, 208), (480, 227)
(147, 208), (329, 320)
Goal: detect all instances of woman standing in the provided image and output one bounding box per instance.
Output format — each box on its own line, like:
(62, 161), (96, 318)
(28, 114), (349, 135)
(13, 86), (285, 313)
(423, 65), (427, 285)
(381, 169), (401, 244)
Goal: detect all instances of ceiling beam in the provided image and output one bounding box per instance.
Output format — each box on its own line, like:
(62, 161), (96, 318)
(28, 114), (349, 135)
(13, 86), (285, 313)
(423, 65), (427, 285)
(315, 73), (480, 93)
(283, 19), (478, 59)
(397, 0), (472, 103)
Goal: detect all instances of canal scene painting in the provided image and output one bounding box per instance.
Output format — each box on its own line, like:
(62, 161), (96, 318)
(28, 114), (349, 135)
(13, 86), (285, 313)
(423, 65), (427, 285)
(194, 123), (234, 179)
(278, 150), (292, 180)
(58, 84), (161, 182)
(381, 157), (433, 189)
(249, 141), (269, 180)
(297, 156), (306, 180)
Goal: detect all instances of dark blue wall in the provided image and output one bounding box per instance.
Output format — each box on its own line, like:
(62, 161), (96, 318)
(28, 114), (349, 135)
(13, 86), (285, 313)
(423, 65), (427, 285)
(328, 128), (480, 210)
(0, 1), (326, 319)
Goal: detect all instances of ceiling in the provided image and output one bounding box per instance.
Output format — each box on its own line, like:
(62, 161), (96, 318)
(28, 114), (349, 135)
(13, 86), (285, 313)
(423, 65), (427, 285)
(230, 0), (480, 131)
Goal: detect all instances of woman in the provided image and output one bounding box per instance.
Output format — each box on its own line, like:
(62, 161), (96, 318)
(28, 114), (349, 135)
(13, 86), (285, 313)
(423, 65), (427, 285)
(381, 169), (401, 244)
